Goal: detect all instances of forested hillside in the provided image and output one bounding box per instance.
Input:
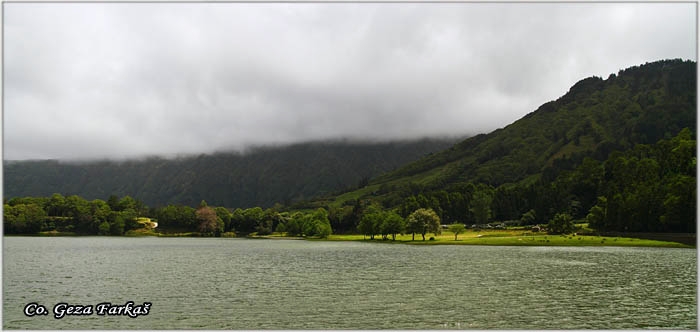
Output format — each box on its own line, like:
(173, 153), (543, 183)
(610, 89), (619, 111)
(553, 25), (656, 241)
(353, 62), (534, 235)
(3, 138), (458, 208)
(316, 59), (696, 234)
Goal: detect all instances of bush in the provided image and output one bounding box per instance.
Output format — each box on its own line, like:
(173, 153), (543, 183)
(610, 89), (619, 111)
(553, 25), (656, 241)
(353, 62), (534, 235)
(548, 213), (575, 234)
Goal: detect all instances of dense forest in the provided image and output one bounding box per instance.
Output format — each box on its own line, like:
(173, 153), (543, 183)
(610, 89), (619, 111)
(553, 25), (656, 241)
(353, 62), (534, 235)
(3, 193), (331, 238)
(4, 138), (458, 208)
(3, 59), (696, 237)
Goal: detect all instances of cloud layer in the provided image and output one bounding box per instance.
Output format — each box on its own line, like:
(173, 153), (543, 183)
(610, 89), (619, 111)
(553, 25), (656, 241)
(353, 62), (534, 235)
(4, 3), (696, 160)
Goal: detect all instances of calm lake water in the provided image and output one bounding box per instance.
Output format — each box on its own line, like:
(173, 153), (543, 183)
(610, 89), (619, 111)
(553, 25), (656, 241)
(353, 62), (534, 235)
(3, 237), (697, 329)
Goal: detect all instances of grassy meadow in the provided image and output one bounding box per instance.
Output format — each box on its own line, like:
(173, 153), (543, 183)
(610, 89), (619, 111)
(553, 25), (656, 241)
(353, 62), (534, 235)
(319, 229), (693, 248)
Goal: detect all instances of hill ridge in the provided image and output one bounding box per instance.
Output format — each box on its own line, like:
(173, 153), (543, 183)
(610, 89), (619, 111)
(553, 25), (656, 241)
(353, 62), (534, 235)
(365, 59), (696, 190)
(3, 138), (460, 208)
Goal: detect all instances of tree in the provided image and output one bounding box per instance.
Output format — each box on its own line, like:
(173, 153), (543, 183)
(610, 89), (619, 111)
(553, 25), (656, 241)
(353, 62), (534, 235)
(470, 188), (493, 224)
(660, 174), (696, 233)
(380, 211), (405, 241)
(106, 195), (120, 211)
(328, 205), (353, 234)
(214, 207), (233, 232)
(117, 195), (137, 212)
(268, 211), (288, 234)
(275, 220), (287, 234)
(407, 208), (441, 241)
(285, 212), (304, 236)
(520, 209), (537, 226)
(548, 212), (575, 234)
(240, 207), (264, 235)
(314, 208), (333, 238)
(121, 208), (140, 232)
(230, 208), (245, 233)
(115, 195), (147, 216)
(448, 223), (466, 240)
(4, 203), (46, 234)
(302, 208), (332, 238)
(358, 205), (382, 240)
(586, 197), (607, 230)
(256, 217), (273, 235)
(47, 193), (67, 217)
(65, 195), (93, 233)
(98, 221), (111, 235)
(90, 199), (111, 225)
(196, 205), (223, 236)
(109, 213), (125, 235)
(405, 212), (421, 241)
(400, 196), (421, 217)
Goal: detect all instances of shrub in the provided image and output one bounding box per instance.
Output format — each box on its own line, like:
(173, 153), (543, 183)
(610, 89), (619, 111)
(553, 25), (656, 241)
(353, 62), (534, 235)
(548, 213), (575, 234)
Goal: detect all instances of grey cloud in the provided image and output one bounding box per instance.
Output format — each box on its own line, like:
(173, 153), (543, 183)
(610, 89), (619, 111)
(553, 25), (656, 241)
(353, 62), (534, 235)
(3, 2), (696, 160)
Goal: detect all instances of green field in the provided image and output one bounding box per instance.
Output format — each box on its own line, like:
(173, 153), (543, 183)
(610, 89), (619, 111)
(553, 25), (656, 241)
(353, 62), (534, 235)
(319, 230), (693, 248)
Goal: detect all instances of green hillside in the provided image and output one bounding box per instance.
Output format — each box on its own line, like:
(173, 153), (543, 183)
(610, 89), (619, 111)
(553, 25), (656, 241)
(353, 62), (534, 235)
(3, 138), (459, 209)
(314, 59), (696, 234)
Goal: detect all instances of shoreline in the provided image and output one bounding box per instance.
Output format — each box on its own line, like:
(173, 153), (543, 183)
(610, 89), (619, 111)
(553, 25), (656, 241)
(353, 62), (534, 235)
(313, 233), (696, 248)
(11, 232), (694, 248)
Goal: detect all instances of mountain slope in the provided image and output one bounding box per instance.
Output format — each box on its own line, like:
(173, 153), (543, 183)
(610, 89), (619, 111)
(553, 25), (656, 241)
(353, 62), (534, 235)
(3, 138), (459, 208)
(328, 59), (696, 207)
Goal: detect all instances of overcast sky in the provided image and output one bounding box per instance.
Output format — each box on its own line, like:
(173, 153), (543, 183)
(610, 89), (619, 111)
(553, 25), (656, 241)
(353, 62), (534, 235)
(3, 2), (697, 160)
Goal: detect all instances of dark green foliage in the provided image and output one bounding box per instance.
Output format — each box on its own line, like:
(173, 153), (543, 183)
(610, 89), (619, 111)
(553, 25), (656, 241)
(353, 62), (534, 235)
(357, 206), (405, 240)
(3, 194), (146, 235)
(255, 211), (274, 236)
(4, 139), (457, 209)
(214, 207), (233, 232)
(98, 221), (111, 235)
(282, 212), (304, 236)
(109, 213), (125, 235)
(303, 208), (332, 238)
(548, 213), (575, 234)
(3, 203), (46, 234)
(380, 211), (405, 241)
(470, 187), (493, 224)
(155, 205), (196, 231)
(328, 205), (354, 234)
(273, 209), (331, 238)
(590, 130), (696, 232)
(358, 205), (382, 240)
(520, 209), (537, 226)
(239, 207), (264, 235)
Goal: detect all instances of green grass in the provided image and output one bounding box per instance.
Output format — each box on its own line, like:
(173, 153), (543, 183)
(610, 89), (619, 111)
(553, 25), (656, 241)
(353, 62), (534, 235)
(322, 230), (693, 248)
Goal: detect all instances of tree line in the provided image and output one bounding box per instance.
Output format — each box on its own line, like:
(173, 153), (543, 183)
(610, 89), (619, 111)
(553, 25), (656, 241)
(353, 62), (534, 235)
(3, 194), (333, 239)
(4, 129), (695, 237)
(320, 128), (696, 235)
(4, 194), (147, 235)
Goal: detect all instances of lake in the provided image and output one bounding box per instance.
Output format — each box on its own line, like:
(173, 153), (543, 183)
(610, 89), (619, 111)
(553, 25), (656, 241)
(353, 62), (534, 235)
(3, 237), (696, 329)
